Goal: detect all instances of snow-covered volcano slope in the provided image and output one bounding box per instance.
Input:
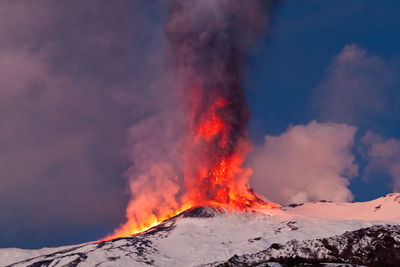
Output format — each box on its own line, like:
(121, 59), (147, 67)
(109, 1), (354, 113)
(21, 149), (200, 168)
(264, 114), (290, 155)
(1, 193), (400, 267)
(286, 192), (400, 222)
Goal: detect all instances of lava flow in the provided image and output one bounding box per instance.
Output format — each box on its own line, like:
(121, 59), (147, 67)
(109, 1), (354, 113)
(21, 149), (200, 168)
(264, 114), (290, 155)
(103, 0), (279, 241)
(103, 87), (279, 241)
(180, 85), (278, 211)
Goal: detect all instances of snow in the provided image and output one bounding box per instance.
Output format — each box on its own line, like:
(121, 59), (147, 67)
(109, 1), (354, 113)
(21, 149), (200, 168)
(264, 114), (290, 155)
(1, 193), (400, 266)
(0, 244), (80, 266)
(285, 193), (400, 222)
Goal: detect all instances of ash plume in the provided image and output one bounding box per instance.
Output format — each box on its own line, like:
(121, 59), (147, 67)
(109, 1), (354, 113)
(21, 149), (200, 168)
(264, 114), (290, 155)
(165, 0), (277, 205)
(112, 0), (278, 238)
(165, 0), (275, 147)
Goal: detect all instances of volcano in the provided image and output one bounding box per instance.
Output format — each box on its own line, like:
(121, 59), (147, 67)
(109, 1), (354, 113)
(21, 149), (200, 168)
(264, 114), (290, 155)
(2, 193), (400, 266)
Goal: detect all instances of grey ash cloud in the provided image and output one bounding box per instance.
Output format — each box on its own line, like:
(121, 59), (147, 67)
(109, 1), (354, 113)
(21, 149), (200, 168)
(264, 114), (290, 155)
(0, 1), (176, 248)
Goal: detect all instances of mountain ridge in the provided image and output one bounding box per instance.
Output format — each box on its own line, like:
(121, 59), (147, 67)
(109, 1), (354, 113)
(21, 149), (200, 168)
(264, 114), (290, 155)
(2, 193), (400, 266)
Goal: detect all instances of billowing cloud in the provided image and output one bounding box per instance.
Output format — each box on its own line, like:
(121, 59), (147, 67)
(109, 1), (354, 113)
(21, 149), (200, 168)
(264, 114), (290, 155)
(248, 121), (358, 205)
(312, 44), (400, 196)
(313, 44), (397, 128)
(362, 132), (400, 192)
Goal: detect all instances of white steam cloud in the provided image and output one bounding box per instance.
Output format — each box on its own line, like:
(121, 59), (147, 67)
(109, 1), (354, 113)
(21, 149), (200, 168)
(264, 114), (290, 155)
(249, 121), (358, 205)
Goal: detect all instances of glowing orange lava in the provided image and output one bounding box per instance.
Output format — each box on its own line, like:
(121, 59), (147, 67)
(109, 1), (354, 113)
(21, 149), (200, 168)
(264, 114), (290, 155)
(181, 87), (279, 211)
(102, 83), (279, 242)
(102, 95), (278, 242)
(101, 205), (192, 242)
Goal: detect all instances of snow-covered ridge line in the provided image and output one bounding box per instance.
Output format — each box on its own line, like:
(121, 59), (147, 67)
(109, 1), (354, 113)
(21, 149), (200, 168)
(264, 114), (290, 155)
(1, 193), (400, 266)
(285, 192), (400, 222)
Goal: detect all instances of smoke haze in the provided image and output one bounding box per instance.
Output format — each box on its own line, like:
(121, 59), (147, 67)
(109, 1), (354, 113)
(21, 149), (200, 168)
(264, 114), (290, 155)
(313, 44), (399, 130)
(0, 1), (175, 248)
(362, 133), (400, 192)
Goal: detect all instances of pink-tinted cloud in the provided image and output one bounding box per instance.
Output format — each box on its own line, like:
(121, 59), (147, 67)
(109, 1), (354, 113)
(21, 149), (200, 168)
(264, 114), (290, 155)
(312, 43), (400, 197)
(313, 44), (397, 127)
(248, 121), (358, 205)
(362, 132), (400, 192)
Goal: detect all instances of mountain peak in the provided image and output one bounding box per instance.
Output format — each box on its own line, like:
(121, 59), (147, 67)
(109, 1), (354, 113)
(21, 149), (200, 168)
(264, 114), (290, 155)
(180, 206), (225, 218)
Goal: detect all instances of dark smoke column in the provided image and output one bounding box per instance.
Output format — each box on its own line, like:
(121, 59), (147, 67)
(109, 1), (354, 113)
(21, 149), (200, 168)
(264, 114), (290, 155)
(166, 0), (279, 209)
(105, 0), (279, 240)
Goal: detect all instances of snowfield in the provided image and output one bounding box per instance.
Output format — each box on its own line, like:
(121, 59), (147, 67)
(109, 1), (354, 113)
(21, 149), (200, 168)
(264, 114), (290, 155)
(1, 193), (400, 266)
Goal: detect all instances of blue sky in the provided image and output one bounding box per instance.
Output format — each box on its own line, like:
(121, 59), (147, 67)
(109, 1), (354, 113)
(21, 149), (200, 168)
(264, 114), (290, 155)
(247, 0), (400, 138)
(245, 0), (400, 202)
(0, 0), (399, 249)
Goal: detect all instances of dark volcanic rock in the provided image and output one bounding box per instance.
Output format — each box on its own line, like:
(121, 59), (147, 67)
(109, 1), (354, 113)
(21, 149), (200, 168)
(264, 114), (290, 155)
(217, 225), (400, 267)
(181, 206), (224, 218)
